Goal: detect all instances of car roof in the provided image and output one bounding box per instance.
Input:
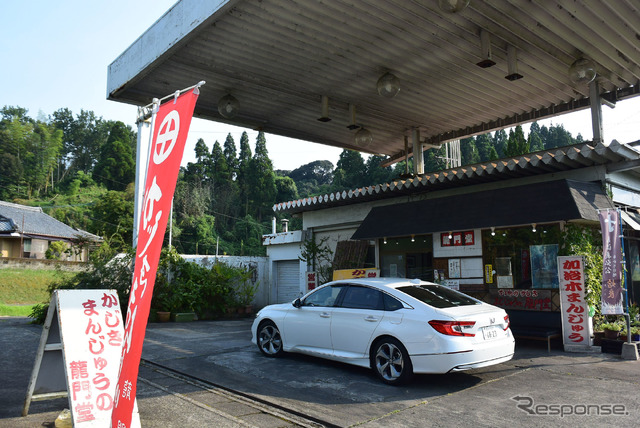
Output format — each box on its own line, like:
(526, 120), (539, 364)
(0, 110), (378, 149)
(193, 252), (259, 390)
(327, 277), (431, 292)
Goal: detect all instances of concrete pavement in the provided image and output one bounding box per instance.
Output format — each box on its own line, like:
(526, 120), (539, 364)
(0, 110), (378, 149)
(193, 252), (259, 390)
(2, 316), (640, 427)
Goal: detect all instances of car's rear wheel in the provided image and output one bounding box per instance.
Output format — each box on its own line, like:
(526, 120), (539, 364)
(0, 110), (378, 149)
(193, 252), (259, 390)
(257, 320), (284, 357)
(371, 337), (413, 385)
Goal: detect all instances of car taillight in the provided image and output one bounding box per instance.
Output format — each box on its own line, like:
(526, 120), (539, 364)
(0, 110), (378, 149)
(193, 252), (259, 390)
(504, 315), (510, 331)
(429, 320), (476, 337)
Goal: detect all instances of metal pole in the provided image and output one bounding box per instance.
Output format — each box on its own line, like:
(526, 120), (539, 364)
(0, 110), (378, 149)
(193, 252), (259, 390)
(589, 80), (604, 144)
(619, 208), (631, 344)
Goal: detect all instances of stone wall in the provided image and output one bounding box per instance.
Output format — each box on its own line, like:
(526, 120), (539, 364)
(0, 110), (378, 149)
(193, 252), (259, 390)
(0, 257), (90, 272)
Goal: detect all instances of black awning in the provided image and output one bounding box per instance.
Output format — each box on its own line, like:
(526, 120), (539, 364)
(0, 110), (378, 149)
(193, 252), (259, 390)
(351, 179), (613, 240)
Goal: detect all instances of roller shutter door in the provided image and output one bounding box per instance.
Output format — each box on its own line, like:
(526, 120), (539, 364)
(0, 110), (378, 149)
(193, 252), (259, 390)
(276, 260), (300, 303)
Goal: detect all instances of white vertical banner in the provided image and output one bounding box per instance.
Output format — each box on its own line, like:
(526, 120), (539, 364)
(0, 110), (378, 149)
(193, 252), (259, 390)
(558, 256), (590, 346)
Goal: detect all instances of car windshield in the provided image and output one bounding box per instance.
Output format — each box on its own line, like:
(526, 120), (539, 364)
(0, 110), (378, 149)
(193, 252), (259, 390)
(397, 284), (479, 308)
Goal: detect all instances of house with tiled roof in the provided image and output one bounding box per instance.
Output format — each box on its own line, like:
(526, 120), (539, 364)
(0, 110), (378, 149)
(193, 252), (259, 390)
(263, 140), (640, 310)
(0, 201), (101, 261)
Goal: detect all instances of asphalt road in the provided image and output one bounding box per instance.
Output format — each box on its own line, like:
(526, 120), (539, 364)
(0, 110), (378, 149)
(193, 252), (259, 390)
(2, 316), (640, 427)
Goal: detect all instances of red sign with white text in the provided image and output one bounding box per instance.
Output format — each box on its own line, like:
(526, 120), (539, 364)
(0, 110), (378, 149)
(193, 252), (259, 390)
(111, 89), (199, 428)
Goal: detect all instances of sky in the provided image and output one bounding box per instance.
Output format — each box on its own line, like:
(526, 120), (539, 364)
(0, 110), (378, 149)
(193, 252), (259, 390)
(1, 1), (638, 171)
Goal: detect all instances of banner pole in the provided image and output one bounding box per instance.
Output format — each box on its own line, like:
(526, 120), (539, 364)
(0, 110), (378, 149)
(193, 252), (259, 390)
(619, 208), (631, 344)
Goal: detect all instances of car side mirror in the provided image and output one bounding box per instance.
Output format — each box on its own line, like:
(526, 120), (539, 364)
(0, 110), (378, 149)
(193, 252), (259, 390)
(293, 298), (302, 308)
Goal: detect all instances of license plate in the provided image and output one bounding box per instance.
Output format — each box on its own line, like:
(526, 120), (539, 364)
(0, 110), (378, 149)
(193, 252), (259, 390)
(482, 326), (500, 340)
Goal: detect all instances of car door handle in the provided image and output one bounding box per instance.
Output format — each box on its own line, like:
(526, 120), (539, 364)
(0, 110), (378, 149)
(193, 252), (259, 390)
(364, 316), (379, 322)
(320, 312), (331, 318)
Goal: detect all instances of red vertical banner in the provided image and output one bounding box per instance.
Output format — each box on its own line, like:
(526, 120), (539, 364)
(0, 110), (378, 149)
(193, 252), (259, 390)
(558, 256), (590, 346)
(111, 88), (199, 428)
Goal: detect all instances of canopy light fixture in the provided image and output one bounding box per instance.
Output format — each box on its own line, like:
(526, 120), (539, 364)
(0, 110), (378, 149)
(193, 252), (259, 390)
(218, 94), (239, 119)
(376, 72), (400, 98)
(438, 0), (470, 13)
(383, 237), (387, 245)
(505, 45), (523, 81)
(569, 58), (596, 84)
(347, 103), (359, 130)
(317, 95), (331, 122)
(411, 234), (415, 242)
(476, 30), (496, 68)
(532, 223), (537, 233)
(354, 127), (373, 147)
(491, 227), (496, 236)
(448, 231), (453, 239)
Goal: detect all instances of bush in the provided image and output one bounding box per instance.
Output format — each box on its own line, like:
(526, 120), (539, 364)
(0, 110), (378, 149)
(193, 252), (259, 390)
(152, 248), (254, 319)
(30, 245), (256, 323)
(30, 246), (135, 324)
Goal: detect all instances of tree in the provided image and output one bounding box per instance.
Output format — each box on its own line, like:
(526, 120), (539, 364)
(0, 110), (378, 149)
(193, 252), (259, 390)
(364, 155), (392, 186)
(476, 133), (498, 161)
(52, 109), (111, 177)
(332, 149), (366, 190)
(237, 131), (253, 216)
(504, 125), (529, 157)
(223, 133), (238, 180)
(493, 129), (508, 158)
(528, 126), (545, 152)
(460, 137), (480, 165)
(90, 190), (135, 250)
(247, 131), (276, 221)
(210, 141), (230, 187)
(93, 121), (135, 191)
(275, 175), (299, 203)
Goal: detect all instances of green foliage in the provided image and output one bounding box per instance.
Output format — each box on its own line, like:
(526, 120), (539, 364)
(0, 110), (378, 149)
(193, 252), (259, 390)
(153, 248), (255, 319)
(275, 175), (299, 203)
(93, 121), (136, 191)
(600, 322), (622, 332)
(45, 241), (68, 260)
(29, 245), (135, 324)
(90, 190), (134, 251)
(247, 131), (277, 221)
(299, 235), (335, 285)
(559, 224), (603, 315)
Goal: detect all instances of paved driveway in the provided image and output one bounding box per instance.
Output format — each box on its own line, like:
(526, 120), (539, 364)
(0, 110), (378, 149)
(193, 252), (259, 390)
(141, 319), (640, 427)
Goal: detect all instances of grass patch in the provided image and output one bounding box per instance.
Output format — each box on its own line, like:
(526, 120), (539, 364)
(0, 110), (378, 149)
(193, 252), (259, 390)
(0, 303), (36, 317)
(0, 269), (75, 305)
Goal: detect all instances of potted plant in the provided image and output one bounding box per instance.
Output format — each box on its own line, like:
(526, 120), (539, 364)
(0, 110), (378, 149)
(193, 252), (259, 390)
(630, 326), (640, 342)
(592, 318), (605, 346)
(601, 322), (621, 340)
(236, 280), (259, 316)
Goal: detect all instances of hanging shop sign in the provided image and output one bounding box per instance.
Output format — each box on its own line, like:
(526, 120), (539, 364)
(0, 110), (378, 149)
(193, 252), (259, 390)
(557, 256), (590, 345)
(306, 271), (317, 290)
(332, 268), (380, 280)
(598, 209), (625, 315)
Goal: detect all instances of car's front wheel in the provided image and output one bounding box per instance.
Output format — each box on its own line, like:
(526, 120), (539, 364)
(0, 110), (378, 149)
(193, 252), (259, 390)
(257, 320), (284, 357)
(371, 337), (413, 385)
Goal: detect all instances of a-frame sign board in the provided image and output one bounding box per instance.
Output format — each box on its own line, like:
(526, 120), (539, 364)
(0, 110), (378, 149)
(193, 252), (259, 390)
(23, 289), (140, 427)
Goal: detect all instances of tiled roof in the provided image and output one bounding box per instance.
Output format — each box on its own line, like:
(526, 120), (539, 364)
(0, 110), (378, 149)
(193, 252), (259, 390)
(273, 140), (640, 214)
(0, 201), (100, 241)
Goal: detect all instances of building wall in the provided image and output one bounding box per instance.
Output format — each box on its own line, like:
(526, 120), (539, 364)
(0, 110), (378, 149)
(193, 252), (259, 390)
(264, 231), (306, 305)
(0, 238), (20, 258)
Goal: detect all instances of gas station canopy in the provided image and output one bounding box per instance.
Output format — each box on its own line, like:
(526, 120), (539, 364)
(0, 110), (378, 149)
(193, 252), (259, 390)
(107, 0), (640, 164)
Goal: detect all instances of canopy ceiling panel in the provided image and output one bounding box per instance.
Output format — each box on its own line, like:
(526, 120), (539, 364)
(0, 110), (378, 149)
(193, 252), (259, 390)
(108, 0), (640, 163)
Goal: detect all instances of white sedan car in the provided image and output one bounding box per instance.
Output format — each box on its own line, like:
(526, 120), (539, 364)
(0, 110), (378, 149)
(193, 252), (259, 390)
(251, 278), (514, 385)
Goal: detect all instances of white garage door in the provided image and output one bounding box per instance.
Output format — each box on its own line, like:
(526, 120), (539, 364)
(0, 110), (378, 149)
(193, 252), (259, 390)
(276, 260), (300, 303)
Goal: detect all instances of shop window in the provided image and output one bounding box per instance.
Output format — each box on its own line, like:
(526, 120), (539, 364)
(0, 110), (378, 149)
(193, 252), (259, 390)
(379, 236), (433, 280)
(482, 225), (562, 289)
